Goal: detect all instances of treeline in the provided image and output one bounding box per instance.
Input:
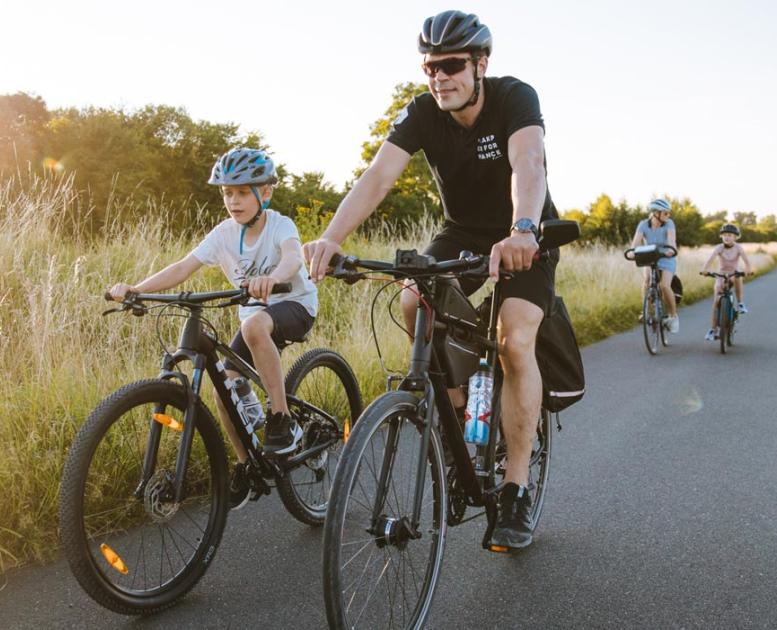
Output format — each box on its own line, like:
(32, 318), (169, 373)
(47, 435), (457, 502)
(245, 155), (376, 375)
(2, 89), (775, 244)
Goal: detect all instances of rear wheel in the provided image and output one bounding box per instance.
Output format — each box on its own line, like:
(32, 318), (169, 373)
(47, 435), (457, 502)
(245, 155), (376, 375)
(323, 391), (447, 629)
(278, 348), (363, 526)
(59, 379), (228, 615)
(642, 288), (660, 355)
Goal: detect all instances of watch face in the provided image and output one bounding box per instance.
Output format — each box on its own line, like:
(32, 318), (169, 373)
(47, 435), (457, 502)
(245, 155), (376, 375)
(515, 218), (535, 232)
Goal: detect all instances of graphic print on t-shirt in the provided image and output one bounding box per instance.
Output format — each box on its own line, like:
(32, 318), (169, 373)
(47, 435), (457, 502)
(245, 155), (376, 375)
(234, 256), (277, 282)
(476, 133), (503, 161)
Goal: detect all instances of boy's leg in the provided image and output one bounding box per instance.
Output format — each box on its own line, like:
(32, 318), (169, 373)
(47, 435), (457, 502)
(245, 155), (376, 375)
(241, 311), (288, 415)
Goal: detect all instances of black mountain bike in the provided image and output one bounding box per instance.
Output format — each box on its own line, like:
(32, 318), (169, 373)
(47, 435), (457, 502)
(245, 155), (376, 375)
(702, 271), (745, 354)
(624, 244), (677, 355)
(321, 220), (579, 629)
(59, 286), (362, 615)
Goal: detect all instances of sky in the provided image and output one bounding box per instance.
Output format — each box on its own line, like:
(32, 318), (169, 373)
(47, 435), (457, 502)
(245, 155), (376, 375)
(2, 0), (776, 217)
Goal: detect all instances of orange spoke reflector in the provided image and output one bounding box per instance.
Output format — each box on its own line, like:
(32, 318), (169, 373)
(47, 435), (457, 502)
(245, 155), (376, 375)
(100, 543), (129, 574)
(489, 545), (509, 553)
(343, 418), (351, 443)
(153, 413), (183, 432)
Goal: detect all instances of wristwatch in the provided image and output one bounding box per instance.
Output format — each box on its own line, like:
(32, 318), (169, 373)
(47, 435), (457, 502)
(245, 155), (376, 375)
(511, 218), (538, 238)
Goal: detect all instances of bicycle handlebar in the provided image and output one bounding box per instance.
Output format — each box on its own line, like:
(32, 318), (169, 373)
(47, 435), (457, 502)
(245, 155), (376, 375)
(103, 283), (292, 305)
(623, 244), (677, 261)
(700, 271), (746, 279)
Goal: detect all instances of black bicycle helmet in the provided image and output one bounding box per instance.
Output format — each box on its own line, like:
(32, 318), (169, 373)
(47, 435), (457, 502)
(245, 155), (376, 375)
(418, 10), (492, 56)
(719, 223), (740, 236)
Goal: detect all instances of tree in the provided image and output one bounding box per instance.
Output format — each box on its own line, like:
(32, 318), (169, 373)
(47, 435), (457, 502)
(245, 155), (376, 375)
(732, 211), (757, 226)
(356, 82), (439, 226)
(0, 92), (50, 176)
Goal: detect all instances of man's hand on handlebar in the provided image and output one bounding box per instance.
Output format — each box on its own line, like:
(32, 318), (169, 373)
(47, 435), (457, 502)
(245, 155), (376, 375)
(489, 232), (539, 281)
(303, 238), (345, 283)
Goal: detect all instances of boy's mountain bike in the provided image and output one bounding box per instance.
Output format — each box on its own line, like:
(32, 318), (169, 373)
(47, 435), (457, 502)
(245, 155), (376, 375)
(624, 244), (677, 355)
(59, 286), (362, 614)
(321, 219), (580, 630)
(701, 271), (745, 354)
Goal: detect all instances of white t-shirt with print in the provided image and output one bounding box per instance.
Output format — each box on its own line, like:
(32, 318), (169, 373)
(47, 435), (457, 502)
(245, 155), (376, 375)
(191, 209), (318, 321)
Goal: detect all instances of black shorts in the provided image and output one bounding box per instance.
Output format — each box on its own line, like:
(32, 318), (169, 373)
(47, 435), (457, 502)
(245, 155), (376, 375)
(223, 301), (315, 371)
(423, 222), (558, 316)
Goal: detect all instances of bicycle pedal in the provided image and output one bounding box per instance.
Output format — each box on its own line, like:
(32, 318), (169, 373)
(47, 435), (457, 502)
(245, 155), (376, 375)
(487, 544), (511, 554)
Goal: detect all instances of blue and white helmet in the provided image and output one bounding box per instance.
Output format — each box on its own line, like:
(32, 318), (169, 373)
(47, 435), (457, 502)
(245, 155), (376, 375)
(648, 198), (672, 213)
(208, 148), (278, 187)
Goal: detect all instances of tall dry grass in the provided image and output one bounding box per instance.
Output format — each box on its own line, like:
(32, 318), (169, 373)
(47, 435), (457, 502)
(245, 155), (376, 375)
(0, 175), (775, 571)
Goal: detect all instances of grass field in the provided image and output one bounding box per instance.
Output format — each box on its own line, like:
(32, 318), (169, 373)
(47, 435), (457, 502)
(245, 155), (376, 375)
(1, 177), (775, 573)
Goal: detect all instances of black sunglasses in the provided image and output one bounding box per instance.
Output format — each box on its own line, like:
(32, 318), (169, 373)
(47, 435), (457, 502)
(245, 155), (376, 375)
(421, 56), (471, 78)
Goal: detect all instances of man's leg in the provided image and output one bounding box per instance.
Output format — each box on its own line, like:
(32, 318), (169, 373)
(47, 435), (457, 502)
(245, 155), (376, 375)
(497, 297), (544, 486)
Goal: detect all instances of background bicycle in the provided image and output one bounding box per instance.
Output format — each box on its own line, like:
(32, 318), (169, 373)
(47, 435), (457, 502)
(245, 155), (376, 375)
(321, 220), (580, 629)
(58, 286), (362, 614)
(624, 244), (678, 355)
(701, 271), (746, 354)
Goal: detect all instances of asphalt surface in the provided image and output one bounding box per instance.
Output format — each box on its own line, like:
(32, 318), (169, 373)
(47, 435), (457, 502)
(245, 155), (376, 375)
(2, 270), (776, 629)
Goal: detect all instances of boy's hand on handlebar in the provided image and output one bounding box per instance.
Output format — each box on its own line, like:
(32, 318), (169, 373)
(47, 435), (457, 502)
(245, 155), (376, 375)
(489, 233), (538, 281)
(108, 283), (136, 302)
(303, 238), (344, 283)
(244, 276), (278, 302)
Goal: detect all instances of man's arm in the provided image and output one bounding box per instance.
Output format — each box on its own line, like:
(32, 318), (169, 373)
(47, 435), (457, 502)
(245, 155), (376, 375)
(489, 125), (546, 279)
(305, 142), (411, 281)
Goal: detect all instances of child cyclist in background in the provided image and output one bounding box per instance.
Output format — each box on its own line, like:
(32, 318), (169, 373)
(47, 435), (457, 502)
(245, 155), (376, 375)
(700, 223), (752, 341)
(108, 148), (318, 509)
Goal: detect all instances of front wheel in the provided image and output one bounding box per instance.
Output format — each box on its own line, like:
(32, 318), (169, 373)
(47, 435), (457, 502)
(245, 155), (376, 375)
(277, 348), (363, 526)
(718, 296), (730, 354)
(323, 391), (447, 630)
(59, 379), (229, 615)
(643, 288), (660, 355)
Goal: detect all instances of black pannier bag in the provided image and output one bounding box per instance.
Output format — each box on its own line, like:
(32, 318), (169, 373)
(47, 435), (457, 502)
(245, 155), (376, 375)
(432, 280), (482, 387)
(535, 296), (585, 412)
(671, 275), (683, 304)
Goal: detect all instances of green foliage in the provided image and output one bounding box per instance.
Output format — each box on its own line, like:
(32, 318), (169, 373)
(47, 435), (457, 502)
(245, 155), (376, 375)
(0, 93), (50, 175)
(272, 171), (344, 219)
(356, 82), (440, 227)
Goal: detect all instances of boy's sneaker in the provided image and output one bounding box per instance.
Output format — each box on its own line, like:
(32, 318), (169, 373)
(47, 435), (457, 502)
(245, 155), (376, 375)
(491, 483), (533, 550)
(229, 462), (257, 511)
(263, 411), (303, 455)
(738, 303), (749, 314)
(704, 328), (717, 342)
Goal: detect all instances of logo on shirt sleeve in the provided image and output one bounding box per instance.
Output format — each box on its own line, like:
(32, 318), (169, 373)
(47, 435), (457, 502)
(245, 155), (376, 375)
(392, 107), (409, 129)
(476, 134), (503, 161)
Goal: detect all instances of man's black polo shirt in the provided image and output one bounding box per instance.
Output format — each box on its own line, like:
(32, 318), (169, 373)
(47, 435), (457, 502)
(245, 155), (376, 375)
(386, 76), (557, 234)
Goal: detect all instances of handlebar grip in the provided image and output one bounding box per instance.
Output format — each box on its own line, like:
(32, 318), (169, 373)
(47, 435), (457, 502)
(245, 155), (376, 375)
(272, 282), (292, 294)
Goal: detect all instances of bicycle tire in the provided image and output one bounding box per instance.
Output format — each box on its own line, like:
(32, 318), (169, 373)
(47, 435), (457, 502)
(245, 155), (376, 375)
(728, 309), (737, 347)
(643, 288), (660, 355)
(277, 348), (363, 526)
(489, 383), (552, 531)
(719, 296), (730, 354)
(323, 391), (447, 630)
(59, 379), (229, 615)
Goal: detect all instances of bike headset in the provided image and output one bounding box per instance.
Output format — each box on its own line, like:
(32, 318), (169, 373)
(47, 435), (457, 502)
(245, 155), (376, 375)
(647, 198), (672, 226)
(208, 148), (279, 254)
(418, 10), (492, 112)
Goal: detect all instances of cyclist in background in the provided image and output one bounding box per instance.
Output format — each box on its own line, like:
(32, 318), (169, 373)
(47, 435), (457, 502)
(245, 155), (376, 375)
(629, 198), (680, 332)
(700, 223), (752, 341)
(305, 10), (559, 549)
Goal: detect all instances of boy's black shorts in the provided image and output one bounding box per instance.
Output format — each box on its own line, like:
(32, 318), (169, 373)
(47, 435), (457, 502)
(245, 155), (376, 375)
(423, 222), (559, 317)
(223, 301), (315, 371)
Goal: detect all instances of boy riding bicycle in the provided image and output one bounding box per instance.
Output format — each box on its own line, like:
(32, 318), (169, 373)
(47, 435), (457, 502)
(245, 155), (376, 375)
(700, 223), (752, 341)
(108, 147), (318, 509)
(629, 198), (680, 332)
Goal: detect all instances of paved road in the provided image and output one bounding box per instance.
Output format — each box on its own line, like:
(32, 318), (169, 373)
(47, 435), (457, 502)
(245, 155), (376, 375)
(2, 270), (776, 629)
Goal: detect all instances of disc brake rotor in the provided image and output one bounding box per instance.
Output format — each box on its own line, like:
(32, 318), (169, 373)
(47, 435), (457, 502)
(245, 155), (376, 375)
(144, 469), (180, 523)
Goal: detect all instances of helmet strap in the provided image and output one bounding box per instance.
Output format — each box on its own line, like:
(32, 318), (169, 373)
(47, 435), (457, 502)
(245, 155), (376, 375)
(453, 55), (482, 112)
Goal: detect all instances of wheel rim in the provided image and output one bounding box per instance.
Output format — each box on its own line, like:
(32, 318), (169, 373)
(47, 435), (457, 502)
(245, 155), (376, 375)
(333, 410), (446, 629)
(286, 361), (360, 515)
(643, 292), (660, 354)
(79, 394), (219, 598)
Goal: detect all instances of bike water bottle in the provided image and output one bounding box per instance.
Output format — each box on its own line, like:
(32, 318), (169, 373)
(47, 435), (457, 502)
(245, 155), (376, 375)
(233, 377), (265, 433)
(463, 360), (493, 446)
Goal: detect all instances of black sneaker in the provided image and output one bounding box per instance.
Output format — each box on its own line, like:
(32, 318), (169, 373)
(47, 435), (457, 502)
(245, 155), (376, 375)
(263, 411), (303, 455)
(491, 483), (533, 550)
(229, 462), (256, 511)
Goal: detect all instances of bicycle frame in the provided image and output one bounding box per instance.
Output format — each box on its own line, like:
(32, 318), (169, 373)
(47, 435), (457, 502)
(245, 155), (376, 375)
(133, 296), (342, 506)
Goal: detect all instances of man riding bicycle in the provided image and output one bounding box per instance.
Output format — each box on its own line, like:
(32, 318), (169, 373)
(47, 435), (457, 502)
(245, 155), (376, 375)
(305, 9), (560, 549)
